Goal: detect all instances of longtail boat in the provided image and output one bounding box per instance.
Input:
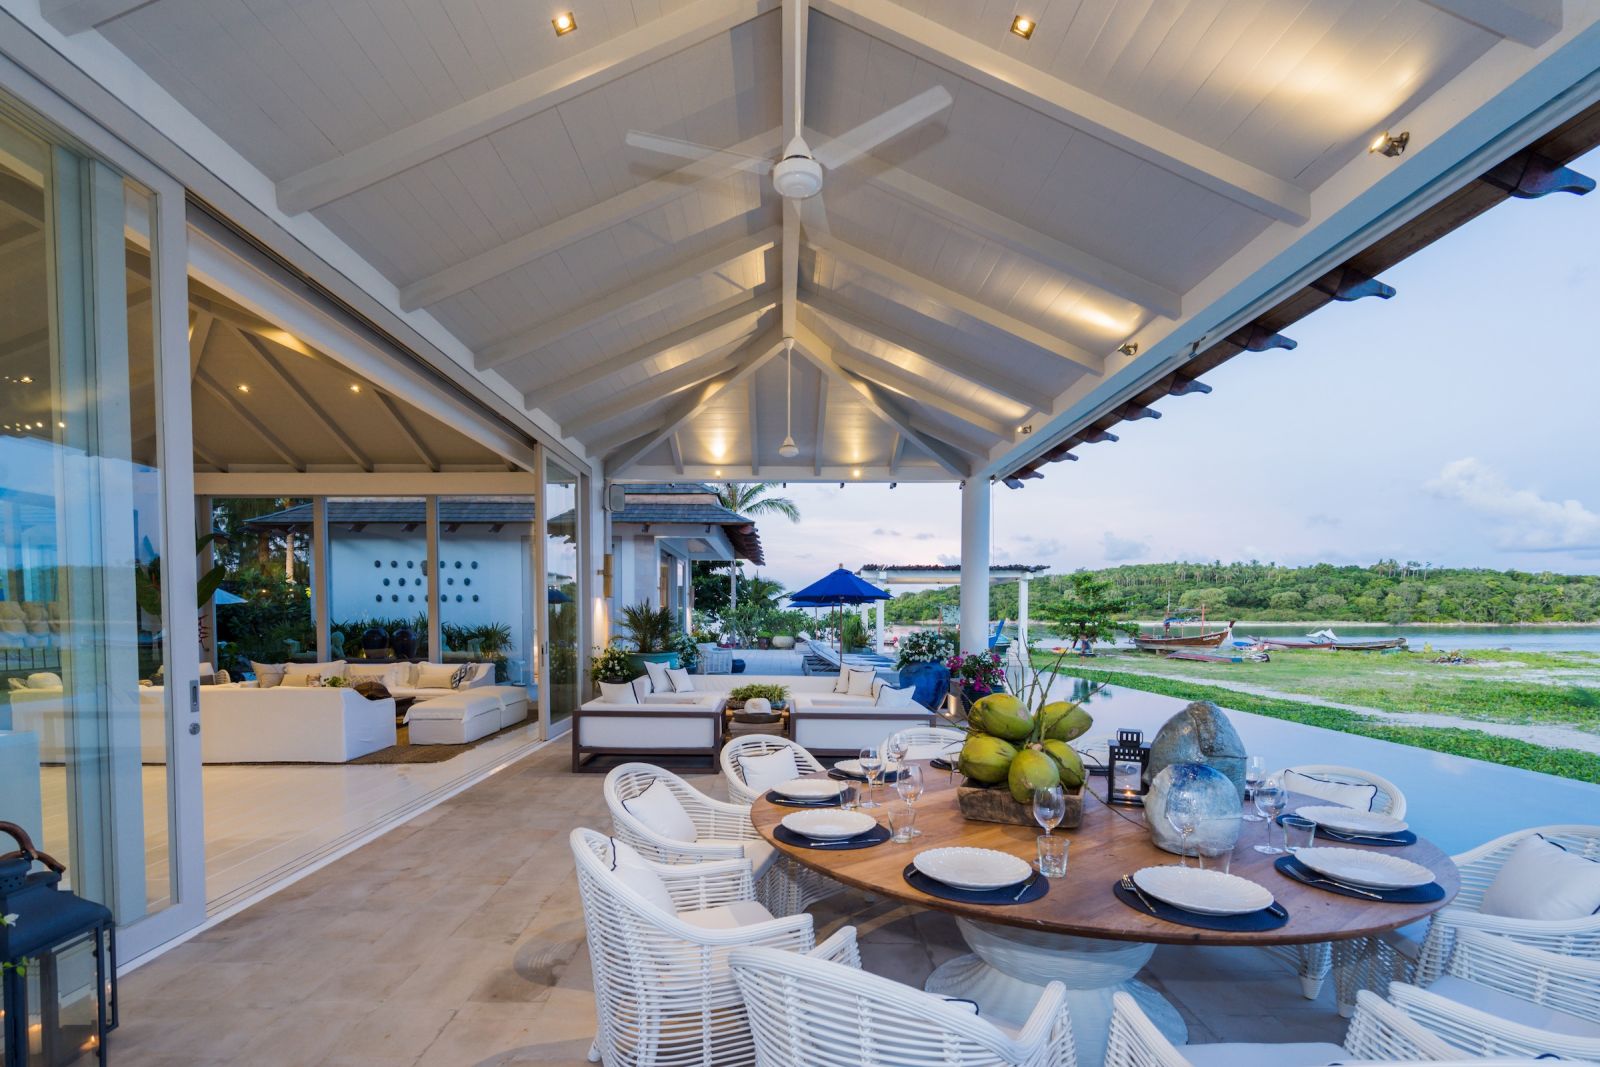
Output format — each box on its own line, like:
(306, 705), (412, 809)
(1252, 636), (1334, 650)
(1328, 637), (1408, 651)
(1165, 649), (1269, 664)
(1133, 619), (1235, 651)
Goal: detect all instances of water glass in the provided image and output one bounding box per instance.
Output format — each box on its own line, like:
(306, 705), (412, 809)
(837, 785), (859, 813)
(858, 746), (883, 808)
(1243, 755), (1267, 820)
(1252, 777), (1288, 854)
(888, 803), (917, 843)
(893, 765), (924, 837)
(1281, 815), (1318, 853)
(1033, 785), (1066, 836)
(1036, 834), (1069, 878)
(1197, 843), (1234, 874)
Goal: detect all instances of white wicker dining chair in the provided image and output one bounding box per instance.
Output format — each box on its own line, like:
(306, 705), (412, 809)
(730, 940), (1076, 1067)
(1105, 987), (1464, 1067)
(569, 828), (858, 1067)
(1262, 763), (1410, 1001)
(1385, 930), (1600, 1062)
(720, 736), (826, 806)
(883, 725), (967, 761)
(605, 762), (834, 916)
(1333, 823), (1600, 1015)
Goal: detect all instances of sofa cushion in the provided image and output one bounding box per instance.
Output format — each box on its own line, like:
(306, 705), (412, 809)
(1281, 769), (1376, 812)
(406, 693), (500, 720)
(874, 684), (917, 708)
(738, 748), (800, 792)
(643, 659), (672, 693)
(608, 837), (676, 913)
(630, 675), (652, 704)
(251, 660), (288, 688)
(413, 662), (458, 689)
(1481, 833), (1600, 920)
(599, 681), (636, 704)
(832, 664), (853, 693)
(283, 660), (346, 687)
(666, 667), (694, 693)
(678, 899), (774, 930)
(26, 672), (63, 690)
(699, 837), (778, 879)
(845, 668), (877, 697)
(622, 780), (697, 843)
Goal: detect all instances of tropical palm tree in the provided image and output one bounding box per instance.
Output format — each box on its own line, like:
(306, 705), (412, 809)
(714, 482), (800, 610)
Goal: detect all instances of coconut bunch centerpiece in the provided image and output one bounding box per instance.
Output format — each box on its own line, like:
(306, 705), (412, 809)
(954, 657), (1095, 827)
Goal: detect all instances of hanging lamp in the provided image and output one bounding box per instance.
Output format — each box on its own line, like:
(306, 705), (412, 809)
(778, 337), (800, 458)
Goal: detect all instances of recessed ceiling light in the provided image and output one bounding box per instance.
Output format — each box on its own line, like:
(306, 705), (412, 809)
(1010, 15), (1036, 39)
(349, 383), (361, 393)
(852, 468), (862, 478)
(1369, 130), (1409, 157)
(714, 469), (723, 477)
(236, 383), (250, 393)
(18, 375), (32, 384)
(552, 11), (576, 36)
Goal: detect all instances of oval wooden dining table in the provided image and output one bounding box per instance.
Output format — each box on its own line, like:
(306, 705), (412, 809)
(752, 765), (1459, 1066)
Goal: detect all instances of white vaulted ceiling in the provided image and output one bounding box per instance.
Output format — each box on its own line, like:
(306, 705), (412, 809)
(35, 0), (1596, 481)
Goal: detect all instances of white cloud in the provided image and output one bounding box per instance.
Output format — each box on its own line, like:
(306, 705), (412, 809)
(1426, 458), (1600, 551)
(1101, 531), (1148, 561)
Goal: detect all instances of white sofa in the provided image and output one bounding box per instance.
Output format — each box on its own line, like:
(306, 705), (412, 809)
(201, 685), (396, 762)
(7, 683), (171, 763)
(572, 686), (729, 771)
(405, 687), (530, 745)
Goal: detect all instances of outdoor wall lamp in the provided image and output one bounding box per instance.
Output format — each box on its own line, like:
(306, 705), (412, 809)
(1118, 341), (1139, 356)
(1369, 130), (1409, 157)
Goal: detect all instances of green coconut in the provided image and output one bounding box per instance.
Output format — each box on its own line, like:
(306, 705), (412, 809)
(969, 693), (1033, 742)
(1040, 701), (1093, 743)
(958, 734), (1018, 784)
(1007, 747), (1061, 804)
(1042, 739), (1086, 789)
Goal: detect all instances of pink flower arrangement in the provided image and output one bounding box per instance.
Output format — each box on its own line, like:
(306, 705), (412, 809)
(947, 650), (1006, 695)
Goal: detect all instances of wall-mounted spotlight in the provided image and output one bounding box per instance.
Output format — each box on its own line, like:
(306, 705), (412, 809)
(1118, 341), (1140, 356)
(1369, 130), (1409, 158)
(1010, 15), (1036, 39)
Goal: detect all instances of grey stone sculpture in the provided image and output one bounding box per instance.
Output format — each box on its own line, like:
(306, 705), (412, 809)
(1145, 762), (1243, 857)
(1146, 700), (1247, 799)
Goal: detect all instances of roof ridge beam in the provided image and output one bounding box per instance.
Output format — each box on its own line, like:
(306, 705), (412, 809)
(400, 127), (782, 309)
(277, 0), (781, 213)
(814, 233), (1104, 373)
(812, 0), (1310, 224)
(477, 226), (780, 370)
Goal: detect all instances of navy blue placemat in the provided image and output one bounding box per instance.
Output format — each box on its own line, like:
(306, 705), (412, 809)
(1113, 879), (1289, 931)
(1275, 856), (1445, 903)
(930, 757), (955, 771)
(773, 824), (891, 850)
(764, 790), (840, 808)
(902, 863), (1048, 905)
(830, 767), (903, 784)
(1277, 814), (1416, 847)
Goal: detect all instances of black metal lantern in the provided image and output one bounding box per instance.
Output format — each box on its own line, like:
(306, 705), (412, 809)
(0, 823), (116, 1067)
(1107, 729), (1151, 806)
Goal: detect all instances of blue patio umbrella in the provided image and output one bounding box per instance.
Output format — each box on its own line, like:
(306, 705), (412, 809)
(787, 567), (891, 651)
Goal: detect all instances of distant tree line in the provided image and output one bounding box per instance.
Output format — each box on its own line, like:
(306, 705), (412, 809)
(883, 560), (1600, 626)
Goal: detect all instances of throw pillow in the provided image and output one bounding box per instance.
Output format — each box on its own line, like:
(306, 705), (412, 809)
(465, 662), (495, 688)
(738, 749), (801, 792)
(215, 669), (231, 685)
(1482, 834), (1600, 920)
(874, 684), (916, 708)
(609, 838), (676, 913)
(7, 678), (25, 691)
(832, 664), (852, 694)
(643, 659), (672, 693)
(665, 667), (694, 693)
(845, 667), (877, 697)
(281, 665), (324, 687)
(414, 662), (458, 690)
(351, 679), (391, 701)
(599, 680), (636, 704)
(26, 672), (63, 689)
(449, 664), (472, 690)
(1281, 769), (1377, 812)
(621, 780), (697, 843)
(629, 675), (651, 704)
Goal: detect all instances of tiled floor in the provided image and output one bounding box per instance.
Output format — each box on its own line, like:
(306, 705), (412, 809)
(112, 739), (1349, 1066)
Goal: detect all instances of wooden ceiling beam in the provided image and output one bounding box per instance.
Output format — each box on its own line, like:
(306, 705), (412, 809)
(477, 226), (779, 370)
(669, 433), (685, 475)
(569, 338), (747, 429)
(277, 0), (781, 213)
(234, 327), (374, 472)
(747, 376), (762, 475)
(188, 310), (213, 382)
(812, 367), (828, 476)
(813, 0), (1310, 224)
(372, 390), (440, 473)
(193, 368), (304, 471)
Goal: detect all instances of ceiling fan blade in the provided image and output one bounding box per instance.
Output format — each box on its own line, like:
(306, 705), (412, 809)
(812, 85), (953, 171)
(624, 131), (773, 175)
(797, 193), (830, 238)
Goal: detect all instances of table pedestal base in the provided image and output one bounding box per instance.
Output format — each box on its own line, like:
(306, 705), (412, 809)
(924, 919), (1187, 1067)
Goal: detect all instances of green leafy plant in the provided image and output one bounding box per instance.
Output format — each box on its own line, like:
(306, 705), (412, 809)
(322, 674), (348, 688)
(619, 602), (676, 653)
(591, 644), (637, 684)
(134, 532), (229, 618)
(670, 631), (701, 672)
(729, 682), (790, 707)
(896, 629), (956, 668)
(1039, 571), (1138, 649)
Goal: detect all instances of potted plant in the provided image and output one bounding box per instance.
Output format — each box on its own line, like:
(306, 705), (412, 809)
(727, 682), (790, 712)
(670, 631), (701, 674)
(894, 629), (955, 710)
(948, 649), (1007, 718)
(591, 644), (639, 701)
(618, 602), (679, 672)
(756, 630), (773, 650)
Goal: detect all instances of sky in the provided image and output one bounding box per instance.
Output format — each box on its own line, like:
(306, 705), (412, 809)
(745, 147), (1600, 595)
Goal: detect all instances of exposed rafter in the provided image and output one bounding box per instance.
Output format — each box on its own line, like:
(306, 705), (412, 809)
(372, 391), (440, 473)
(814, 234), (1103, 373)
(193, 368), (304, 471)
(188, 310), (213, 381)
(1419, 0), (1561, 46)
(39, 0), (149, 35)
(669, 434), (685, 475)
(192, 441), (227, 473)
(532, 291), (776, 404)
(811, 0), (1311, 224)
(812, 370), (828, 476)
(477, 226), (779, 370)
(276, 0), (781, 213)
(234, 328), (374, 472)
(400, 127), (782, 310)
(888, 433), (904, 475)
(572, 338), (748, 429)
(747, 376), (762, 475)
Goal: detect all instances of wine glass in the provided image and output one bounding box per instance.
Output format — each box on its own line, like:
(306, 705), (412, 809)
(858, 746), (884, 809)
(1242, 756), (1267, 821)
(1252, 776), (1288, 854)
(893, 765), (924, 837)
(884, 734), (909, 769)
(1164, 789), (1203, 867)
(1032, 784), (1066, 837)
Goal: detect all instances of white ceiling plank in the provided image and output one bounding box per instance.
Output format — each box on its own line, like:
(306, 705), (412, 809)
(193, 368), (305, 471)
(1419, 0), (1561, 46)
(747, 376), (761, 474)
(531, 290), (777, 403)
(801, 291), (1038, 409)
(862, 163), (1182, 317)
(40, 0), (151, 35)
(477, 226), (780, 369)
(234, 327), (375, 472)
(276, 0), (782, 213)
(188, 310), (213, 382)
(575, 344), (747, 429)
(812, 368), (828, 476)
(792, 321), (972, 477)
(818, 326), (1012, 440)
(399, 128), (782, 309)
(812, 0), (1311, 225)
(372, 390), (441, 472)
(815, 233), (1104, 373)
(669, 433), (685, 475)
(605, 327), (786, 476)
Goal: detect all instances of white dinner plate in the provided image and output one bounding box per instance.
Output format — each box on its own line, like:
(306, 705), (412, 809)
(773, 778), (845, 801)
(1295, 806), (1408, 836)
(912, 847), (1033, 891)
(1294, 847), (1434, 889)
(835, 759), (903, 778)
(780, 810), (878, 841)
(1133, 865), (1275, 916)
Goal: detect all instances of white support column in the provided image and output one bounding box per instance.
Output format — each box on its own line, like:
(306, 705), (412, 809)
(959, 479), (991, 654)
(1017, 578), (1030, 663)
(311, 496), (330, 660)
(874, 569), (886, 654)
(425, 496), (441, 661)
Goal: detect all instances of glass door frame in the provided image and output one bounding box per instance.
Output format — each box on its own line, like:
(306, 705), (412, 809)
(0, 65), (206, 958)
(534, 445), (586, 740)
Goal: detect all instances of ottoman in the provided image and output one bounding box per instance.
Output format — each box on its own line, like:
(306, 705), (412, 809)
(406, 691), (503, 745)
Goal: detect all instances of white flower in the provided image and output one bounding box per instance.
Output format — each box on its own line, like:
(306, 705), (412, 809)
(1, 913), (16, 927)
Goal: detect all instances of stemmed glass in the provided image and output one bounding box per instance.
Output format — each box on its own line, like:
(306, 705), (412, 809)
(884, 734), (909, 769)
(1165, 789), (1203, 867)
(1252, 776), (1289, 854)
(1033, 784), (1066, 837)
(893, 764), (924, 837)
(1242, 756), (1267, 821)
(858, 746), (884, 809)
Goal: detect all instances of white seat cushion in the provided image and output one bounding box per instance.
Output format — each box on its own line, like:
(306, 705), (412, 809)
(608, 838), (675, 913)
(1481, 833), (1600, 920)
(737, 749), (801, 793)
(630, 675), (652, 703)
(644, 659), (673, 693)
(666, 667), (694, 692)
(622, 780), (698, 842)
(413, 662), (458, 689)
(677, 899), (774, 930)
(699, 837), (778, 879)
(1428, 975), (1600, 1038)
(1181, 1042), (1347, 1067)
(1282, 769), (1376, 811)
(844, 667), (877, 697)
(598, 680), (636, 704)
(874, 684), (916, 708)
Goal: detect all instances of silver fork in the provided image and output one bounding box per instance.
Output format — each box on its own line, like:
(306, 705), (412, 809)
(1121, 875), (1157, 913)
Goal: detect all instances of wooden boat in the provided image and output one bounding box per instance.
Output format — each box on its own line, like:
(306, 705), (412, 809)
(1165, 649), (1269, 664)
(1328, 637), (1408, 651)
(1133, 622), (1234, 651)
(1252, 636), (1334, 650)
